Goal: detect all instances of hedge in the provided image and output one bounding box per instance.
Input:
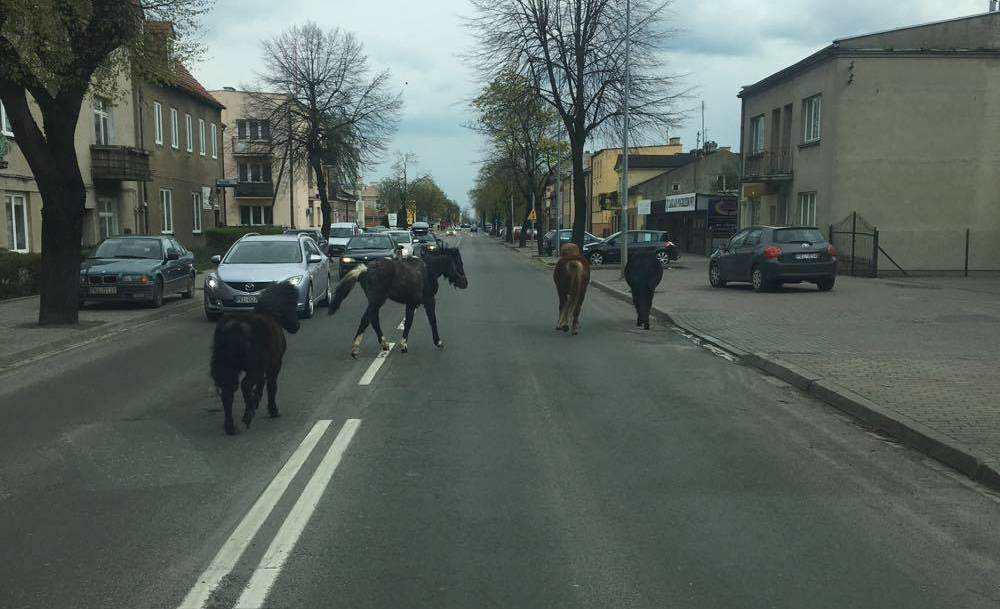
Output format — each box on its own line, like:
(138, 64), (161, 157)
(0, 251), (42, 299)
(203, 225), (285, 258)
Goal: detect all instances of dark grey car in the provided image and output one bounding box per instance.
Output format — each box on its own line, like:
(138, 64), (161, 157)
(709, 226), (837, 292)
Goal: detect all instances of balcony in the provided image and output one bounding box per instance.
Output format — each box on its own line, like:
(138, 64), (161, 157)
(231, 137), (272, 155)
(90, 145), (151, 181)
(235, 181), (274, 198)
(743, 151), (792, 181)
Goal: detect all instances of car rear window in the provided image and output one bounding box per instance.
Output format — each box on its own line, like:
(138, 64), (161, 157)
(224, 241), (303, 264)
(329, 227), (355, 238)
(349, 235), (393, 249)
(773, 228), (825, 244)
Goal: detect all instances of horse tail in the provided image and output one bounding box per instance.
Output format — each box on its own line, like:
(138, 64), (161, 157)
(328, 264), (367, 316)
(567, 260), (585, 315)
(211, 317), (245, 391)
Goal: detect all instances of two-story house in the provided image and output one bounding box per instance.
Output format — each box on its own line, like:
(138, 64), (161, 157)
(738, 11), (1000, 273)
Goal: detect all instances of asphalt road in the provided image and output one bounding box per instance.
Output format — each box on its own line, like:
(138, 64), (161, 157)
(1, 234), (999, 609)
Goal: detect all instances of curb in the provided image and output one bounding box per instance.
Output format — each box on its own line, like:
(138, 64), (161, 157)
(0, 297), (202, 372)
(589, 278), (1000, 492)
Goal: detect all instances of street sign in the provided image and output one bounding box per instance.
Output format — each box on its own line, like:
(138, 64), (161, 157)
(637, 199), (651, 215)
(406, 209), (416, 225)
(527, 209), (537, 221)
(215, 178), (238, 188)
(388, 213), (398, 228)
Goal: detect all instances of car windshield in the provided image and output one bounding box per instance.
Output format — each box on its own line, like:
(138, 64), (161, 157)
(389, 232), (412, 243)
(91, 238), (163, 259)
(774, 228), (825, 244)
(329, 227), (356, 238)
(348, 235), (393, 250)
(224, 241), (302, 264)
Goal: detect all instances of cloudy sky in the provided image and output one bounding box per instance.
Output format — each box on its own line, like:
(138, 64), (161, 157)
(191, 0), (989, 208)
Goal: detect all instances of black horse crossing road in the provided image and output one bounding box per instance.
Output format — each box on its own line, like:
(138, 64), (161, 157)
(1, 235), (998, 609)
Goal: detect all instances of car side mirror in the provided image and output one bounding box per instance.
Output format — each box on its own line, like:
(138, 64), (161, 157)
(210, 254), (222, 265)
(308, 254), (323, 264)
(166, 249), (180, 261)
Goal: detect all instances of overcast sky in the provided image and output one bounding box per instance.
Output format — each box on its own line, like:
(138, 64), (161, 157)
(191, 0), (989, 208)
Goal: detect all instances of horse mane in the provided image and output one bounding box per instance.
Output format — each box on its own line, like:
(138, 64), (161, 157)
(424, 246), (463, 286)
(255, 282), (299, 332)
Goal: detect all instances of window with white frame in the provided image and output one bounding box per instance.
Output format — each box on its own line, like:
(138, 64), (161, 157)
(802, 94), (822, 143)
(153, 101), (163, 145)
(0, 102), (12, 136)
(185, 114), (193, 152)
(4, 192), (29, 253)
(191, 192), (203, 233)
(238, 161), (272, 182)
(160, 188), (174, 233)
(236, 118), (270, 141)
(97, 198), (119, 240)
(749, 115), (765, 153)
(94, 97), (113, 145)
(210, 123), (218, 158)
(198, 118), (206, 156)
(239, 205), (274, 226)
(170, 108), (179, 149)
(798, 192), (817, 226)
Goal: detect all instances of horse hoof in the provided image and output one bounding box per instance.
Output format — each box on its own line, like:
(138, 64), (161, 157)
(351, 350), (360, 359)
(399, 341), (408, 353)
(557, 325), (569, 332)
(435, 340), (445, 349)
(269, 407), (281, 418)
(225, 423), (237, 436)
(643, 322), (650, 330)
(381, 341), (390, 351)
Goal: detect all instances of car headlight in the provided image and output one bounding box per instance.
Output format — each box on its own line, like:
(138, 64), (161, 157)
(285, 275), (305, 286)
(340, 257), (355, 264)
(79, 274), (87, 286)
(206, 276), (219, 290)
(121, 274), (150, 284)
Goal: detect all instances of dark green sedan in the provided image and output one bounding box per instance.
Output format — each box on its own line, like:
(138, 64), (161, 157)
(79, 236), (196, 308)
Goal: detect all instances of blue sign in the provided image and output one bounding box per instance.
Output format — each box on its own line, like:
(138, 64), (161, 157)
(215, 178), (238, 188)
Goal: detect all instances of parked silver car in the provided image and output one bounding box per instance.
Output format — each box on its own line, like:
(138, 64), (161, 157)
(203, 233), (331, 321)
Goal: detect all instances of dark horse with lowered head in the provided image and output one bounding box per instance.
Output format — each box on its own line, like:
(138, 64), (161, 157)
(624, 250), (664, 330)
(327, 246), (468, 357)
(210, 282), (300, 435)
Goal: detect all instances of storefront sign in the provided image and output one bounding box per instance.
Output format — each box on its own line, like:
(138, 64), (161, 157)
(388, 212), (398, 228)
(665, 193), (696, 213)
(709, 198), (737, 217)
(637, 199), (651, 215)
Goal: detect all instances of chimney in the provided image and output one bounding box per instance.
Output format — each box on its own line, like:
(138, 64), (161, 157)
(143, 21), (175, 72)
(669, 137), (681, 146)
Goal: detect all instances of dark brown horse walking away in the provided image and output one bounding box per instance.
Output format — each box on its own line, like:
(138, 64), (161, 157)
(553, 242), (591, 335)
(624, 251), (664, 330)
(210, 282), (300, 435)
(327, 247), (468, 358)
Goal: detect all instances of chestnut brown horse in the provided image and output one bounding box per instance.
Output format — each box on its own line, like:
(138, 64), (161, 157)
(553, 242), (591, 335)
(210, 282), (300, 435)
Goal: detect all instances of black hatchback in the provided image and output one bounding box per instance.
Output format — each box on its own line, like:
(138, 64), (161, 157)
(709, 226), (837, 292)
(338, 234), (399, 278)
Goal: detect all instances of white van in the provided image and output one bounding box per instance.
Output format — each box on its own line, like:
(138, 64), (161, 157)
(328, 222), (361, 252)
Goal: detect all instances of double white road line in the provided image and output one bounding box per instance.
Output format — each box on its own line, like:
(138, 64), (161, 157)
(177, 419), (361, 609)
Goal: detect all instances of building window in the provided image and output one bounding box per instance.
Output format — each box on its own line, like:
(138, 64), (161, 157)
(97, 198), (119, 240)
(170, 108), (179, 149)
(749, 115), (765, 153)
(153, 101), (163, 145)
(160, 188), (174, 233)
(4, 192), (29, 253)
(185, 114), (193, 152)
(0, 102), (12, 137)
(238, 161), (272, 182)
(192, 192), (203, 233)
(798, 192), (817, 226)
(198, 118), (206, 156)
(94, 97), (113, 145)
(671, 183), (680, 192)
(236, 118), (270, 141)
(802, 94), (822, 143)
(210, 123), (218, 158)
(239, 205), (273, 226)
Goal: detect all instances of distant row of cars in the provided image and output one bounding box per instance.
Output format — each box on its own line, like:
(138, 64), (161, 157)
(540, 229), (681, 268)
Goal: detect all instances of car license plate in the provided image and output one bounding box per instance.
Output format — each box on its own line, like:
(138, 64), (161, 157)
(235, 295), (258, 304)
(796, 253), (820, 260)
(88, 286), (117, 295)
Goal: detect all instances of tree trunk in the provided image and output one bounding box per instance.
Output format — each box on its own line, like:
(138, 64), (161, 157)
(312, 155), (332, 240)
(505, 210), (513, 244)
(570, 135), (587, 248)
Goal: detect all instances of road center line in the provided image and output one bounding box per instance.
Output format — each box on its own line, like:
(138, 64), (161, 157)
(175, 420), (333, 609)
(397, 316), (405, 331)
(234, 419), (362, 609)
(358, 342), (395, 385)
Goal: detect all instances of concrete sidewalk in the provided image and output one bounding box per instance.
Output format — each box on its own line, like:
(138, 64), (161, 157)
(584, 256), (1000, 489)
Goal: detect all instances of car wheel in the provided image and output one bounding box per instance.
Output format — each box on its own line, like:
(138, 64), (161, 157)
(151, 277), (164, 307)
(181, 272), (195, 299)
(319, 277), (332, 305)
(589, 252), (604, 266)
(751, 266), (769, 293)
(300, 283), (315, 319)
(709, 263), (727, 288)
(655, 250), (670, 267)
(817, 277), (836, 291)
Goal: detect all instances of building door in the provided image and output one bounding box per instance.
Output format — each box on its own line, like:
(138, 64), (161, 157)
(97, 197), (119, 240)
(4, 192), (29, 253)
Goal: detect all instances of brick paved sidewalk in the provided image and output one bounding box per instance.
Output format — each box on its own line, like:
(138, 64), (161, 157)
(589, 258), (1000, 476)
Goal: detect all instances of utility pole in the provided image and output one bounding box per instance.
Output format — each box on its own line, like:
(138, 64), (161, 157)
(555, 131), (562, 254)
(619, 0), (631, 276)
(287, 105), (295, 229)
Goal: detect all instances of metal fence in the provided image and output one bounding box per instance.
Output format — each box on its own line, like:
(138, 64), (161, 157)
(829, 212), (879, 277)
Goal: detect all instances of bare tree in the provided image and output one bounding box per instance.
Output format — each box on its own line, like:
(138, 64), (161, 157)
(248, 22), (402, 239)
(467, 0), (687, 246)
(0, 0), (212, 324)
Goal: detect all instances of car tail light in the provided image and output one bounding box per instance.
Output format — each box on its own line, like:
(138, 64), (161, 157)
(827, 244), (837, 257)
(763, 245), (782, 259)
(664, 241), (675, 248)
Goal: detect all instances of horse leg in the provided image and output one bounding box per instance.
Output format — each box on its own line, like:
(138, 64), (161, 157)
(352, 311), (371, 359)
(366, 303), (389, 351)
(221, 385), (237, 435)
(631, 290), (642, 327)
(266, 364), (281, 418)
(425, 299), (444, 348)
(241, 373), (261, 428)
(556, 289), (569, 331)
(399, 304), (417, 353)
(571, 288), (587, 335)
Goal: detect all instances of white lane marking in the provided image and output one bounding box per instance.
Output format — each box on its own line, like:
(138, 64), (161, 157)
(234, 419), (362, 609)
(397, 316), (405, 331)
(176, 420), (333, 609)
(358, 343), (395, 385)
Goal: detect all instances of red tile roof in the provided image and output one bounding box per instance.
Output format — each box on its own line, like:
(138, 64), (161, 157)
(173, 65), (225, 110)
